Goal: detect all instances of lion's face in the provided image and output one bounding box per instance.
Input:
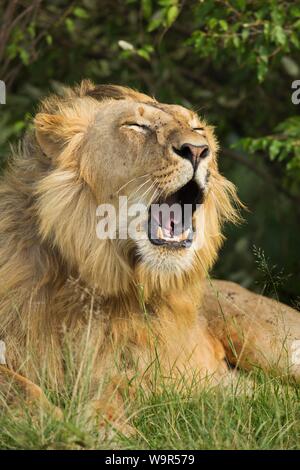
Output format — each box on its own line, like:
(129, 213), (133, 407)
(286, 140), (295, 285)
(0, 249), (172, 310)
(85, 97), (218, 274)
(35, 82), (237, 295)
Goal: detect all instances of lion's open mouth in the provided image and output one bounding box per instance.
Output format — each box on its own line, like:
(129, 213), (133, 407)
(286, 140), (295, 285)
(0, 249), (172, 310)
(148, 179), (203, 248)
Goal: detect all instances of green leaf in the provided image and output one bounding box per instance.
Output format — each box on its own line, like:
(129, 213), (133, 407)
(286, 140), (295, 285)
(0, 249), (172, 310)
(137, 48), (150, 60)
(46, 34), (53, 46)
(65, 18), (75, 33)
(13, 121), (26, 132)
(27, 22), (36, 39)
(166, 5), (179, 27)
(294, 19), (300, 29)
(137, 45), (154, 61)
(269, 141), (281, 160)
(19, 49), (30, 65)
(290, 6), (300, 18)
(142, 0), (152, 19)
(241, 29), (249, 41)
(236, 0), (246, 11)
(159, 0), (177, 6)
(233, 35), (240, 48)
(257, 60), (268, 82)
(208, 18), (218, 29)
(291, 32), (300, 48)
(272, 25), (286, 46)
(147, 10), (164, 32)
(287, 156), (300, 170)
(219, 20), (228, 32)
(73, 7), (89, 19)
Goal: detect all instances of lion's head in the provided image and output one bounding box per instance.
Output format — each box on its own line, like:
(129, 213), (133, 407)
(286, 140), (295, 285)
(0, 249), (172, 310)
(33, 80), (239, 298)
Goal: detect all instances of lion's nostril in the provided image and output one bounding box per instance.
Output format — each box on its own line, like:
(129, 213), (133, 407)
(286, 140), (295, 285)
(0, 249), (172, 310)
(173, 143), (209, 171)
(179, 144), (194, 160)
(199, 145), (209, 159)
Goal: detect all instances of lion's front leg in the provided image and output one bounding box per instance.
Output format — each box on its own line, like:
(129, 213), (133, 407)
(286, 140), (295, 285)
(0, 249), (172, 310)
(83, 374), (137, 437)
(202, 280), (300, 382)
(0, 365), (63, 418)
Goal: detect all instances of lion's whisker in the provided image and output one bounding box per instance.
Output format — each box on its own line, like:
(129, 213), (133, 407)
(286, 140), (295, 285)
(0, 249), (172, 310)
(127, 182), (153, 206)
(128, 178), (155, 204)
(116, 173), (150, 195)
(136, 180), (158, 205)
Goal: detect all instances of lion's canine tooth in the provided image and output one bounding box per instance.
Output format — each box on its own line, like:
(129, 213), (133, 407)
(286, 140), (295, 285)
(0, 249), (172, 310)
(157, 226), (164, 239)
(179, 228), (190, 241)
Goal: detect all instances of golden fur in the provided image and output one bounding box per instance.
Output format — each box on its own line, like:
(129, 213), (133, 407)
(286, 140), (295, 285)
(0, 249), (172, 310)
(0, 80), (240, 395)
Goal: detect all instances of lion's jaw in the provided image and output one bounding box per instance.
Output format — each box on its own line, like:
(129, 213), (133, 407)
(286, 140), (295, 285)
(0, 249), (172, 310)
(34, 84), (237, 298)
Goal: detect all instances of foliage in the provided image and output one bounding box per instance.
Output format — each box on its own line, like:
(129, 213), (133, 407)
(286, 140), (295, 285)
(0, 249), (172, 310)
(0, 0), (300, 304)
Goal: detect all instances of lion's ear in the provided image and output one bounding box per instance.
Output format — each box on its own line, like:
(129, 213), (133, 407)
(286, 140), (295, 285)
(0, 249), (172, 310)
(34, 113), (84, 158)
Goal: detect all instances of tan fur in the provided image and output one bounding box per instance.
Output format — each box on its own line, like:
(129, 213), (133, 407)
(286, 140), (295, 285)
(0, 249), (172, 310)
(203, 280), (300, 382)
(0, 81), (241, 398)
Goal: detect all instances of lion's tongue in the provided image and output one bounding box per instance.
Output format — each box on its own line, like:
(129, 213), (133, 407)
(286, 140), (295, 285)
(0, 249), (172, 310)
(152, 215), (178, 240)
(150, 194), (190, 241)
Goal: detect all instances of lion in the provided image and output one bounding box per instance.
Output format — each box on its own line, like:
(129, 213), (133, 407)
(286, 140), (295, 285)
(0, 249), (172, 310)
(0, 80), (299, 424)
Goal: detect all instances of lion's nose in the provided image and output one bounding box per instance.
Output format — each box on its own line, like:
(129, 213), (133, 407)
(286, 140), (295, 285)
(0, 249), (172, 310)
(173, 143), (209, 171)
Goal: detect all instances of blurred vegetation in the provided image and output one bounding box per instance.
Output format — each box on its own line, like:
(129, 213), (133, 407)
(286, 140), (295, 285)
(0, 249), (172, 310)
(0, 0), (300, 305)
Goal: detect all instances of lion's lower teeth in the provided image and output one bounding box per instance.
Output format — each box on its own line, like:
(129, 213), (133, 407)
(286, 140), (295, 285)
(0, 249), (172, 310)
(179, 228), (190, 241)
(157, 226), (164, 239)
(156, 226), (190, 242)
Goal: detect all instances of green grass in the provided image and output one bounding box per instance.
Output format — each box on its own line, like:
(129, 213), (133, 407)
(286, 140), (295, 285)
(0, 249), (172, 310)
(0, 370), (299, 450)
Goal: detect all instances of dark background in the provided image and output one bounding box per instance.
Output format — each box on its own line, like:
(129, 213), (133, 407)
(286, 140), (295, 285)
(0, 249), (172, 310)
(1, 0), (300, 306)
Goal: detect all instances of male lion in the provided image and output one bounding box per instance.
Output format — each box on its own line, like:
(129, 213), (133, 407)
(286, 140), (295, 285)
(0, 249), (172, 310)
(0, 81), (299, 422)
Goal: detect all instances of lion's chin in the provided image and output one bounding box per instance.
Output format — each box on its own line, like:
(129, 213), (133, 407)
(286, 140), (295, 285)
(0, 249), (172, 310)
(135, 237), (196, 276)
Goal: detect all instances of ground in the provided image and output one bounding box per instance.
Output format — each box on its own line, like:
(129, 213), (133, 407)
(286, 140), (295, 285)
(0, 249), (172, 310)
(0, 370), (299, 450)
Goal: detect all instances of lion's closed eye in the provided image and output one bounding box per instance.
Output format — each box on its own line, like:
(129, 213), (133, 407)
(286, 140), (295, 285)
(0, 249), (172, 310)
(121, 123), (152, 134)
(193, 127), (205, 134)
